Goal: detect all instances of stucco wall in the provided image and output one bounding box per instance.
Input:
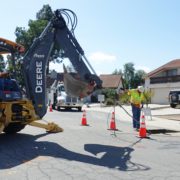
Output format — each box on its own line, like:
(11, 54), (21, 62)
(145, 77), (180, 104)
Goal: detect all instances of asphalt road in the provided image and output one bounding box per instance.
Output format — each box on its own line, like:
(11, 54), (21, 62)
(0, 109), (180, 180)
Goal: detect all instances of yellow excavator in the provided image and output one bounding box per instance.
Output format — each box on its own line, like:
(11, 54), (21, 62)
(0, 9), (102, 134)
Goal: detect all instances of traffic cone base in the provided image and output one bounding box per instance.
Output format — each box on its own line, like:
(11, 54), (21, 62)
(81, 118), (89, 126)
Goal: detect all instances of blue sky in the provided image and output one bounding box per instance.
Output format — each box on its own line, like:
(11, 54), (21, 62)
(1, 0), (180, 75)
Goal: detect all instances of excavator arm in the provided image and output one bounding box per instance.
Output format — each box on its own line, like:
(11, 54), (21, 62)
(22, 9), (102, 118)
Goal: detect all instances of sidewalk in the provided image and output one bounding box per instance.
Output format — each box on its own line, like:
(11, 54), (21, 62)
(84, 103), (180, 132)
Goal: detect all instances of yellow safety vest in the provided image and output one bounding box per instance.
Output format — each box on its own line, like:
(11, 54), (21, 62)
(128, 89), (144, 106)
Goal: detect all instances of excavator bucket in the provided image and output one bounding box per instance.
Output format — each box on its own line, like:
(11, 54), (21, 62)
(63, 65), (95, 98)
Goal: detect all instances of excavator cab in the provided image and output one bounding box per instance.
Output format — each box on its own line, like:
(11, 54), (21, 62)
(0, 37), (24, 101)
(0, 74), (22, 101)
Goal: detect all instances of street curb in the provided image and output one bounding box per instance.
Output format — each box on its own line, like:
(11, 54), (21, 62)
(150, 106), (170, 110)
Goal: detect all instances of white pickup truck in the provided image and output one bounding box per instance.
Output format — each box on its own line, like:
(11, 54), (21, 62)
(49, 81), (83, 111)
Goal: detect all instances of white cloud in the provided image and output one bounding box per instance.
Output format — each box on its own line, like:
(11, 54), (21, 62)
(88, 52), (117, 63)
(135, 65), (151, 73)
(49, 62), (63, 72)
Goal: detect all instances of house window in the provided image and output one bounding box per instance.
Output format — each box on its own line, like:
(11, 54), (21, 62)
(166, 69), (177, 76)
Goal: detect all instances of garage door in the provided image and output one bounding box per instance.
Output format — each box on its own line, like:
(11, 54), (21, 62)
(151, 88), (170, 104)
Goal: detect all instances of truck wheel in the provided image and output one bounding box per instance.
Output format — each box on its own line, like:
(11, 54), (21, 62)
(57, 106), (61, 111)
(3, 123), (26, 134)
(66, 107), (71, 111)
(78, 107), (82, 112)
(170, 104), (176, 108)
(52, 104), (56, 110)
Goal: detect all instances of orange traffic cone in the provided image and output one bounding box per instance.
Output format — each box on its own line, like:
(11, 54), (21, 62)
(139, 115), (147, 138)
(49, 104), (53, 112)
(81, 110), (89, 126)
(108, 111), (118, 131)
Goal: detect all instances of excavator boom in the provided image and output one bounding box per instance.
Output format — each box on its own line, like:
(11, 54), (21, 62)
(22, 9), (102, 118)
(0, 9), (102, 134)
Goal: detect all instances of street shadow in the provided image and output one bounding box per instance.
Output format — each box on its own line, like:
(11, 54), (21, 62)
(147, 129), (180, 134)
(84, 144), (150, 171)
(0, 133), (150, 171)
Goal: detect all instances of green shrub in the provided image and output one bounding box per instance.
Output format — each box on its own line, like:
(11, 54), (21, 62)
(102, 88), (116, 99)
(143, 90), (154, 107)
(105, 98), (115, 106)
(119, 92), (130, 104)
(101, 88), (116, 106)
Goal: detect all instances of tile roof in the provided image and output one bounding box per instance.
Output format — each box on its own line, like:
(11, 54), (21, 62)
(147, 59), (180, 77)
(99, 74), (122, 88)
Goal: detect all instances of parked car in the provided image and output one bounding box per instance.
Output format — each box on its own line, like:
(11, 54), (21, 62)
(169, 89), (180, 108)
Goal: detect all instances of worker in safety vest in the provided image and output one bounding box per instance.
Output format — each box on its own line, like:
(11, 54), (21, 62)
(128, 86), (145, 131)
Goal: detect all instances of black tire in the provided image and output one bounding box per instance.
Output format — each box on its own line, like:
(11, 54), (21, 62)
(52, 104), (56, 110)
(78, 107), (82, 112)
(3, 123), (26, 134)
(65, 107), (71, 111)
(57, 106), (61, 111)
(170, 104), (176, 108)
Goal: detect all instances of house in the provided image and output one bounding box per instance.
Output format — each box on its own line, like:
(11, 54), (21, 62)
(145, 59), (180, 104)
(86, 74), (123, 103)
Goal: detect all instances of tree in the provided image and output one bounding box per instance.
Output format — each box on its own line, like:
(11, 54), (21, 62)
(15, 4), (53, 51)
(36, 4), (53, 21)
(112, 68), (123, 75)
(143, 89), (154, 107)
(15, 20), (49, 51)
(14, 5), (66, 75)
(133, 70), (146, 88)
(102, 88), (116, 105)
(112, 62), (147, 89)
(13, 5), (55, 81)
(0, 55), (5, 71)
(6, 5), (54, 86)
(123, 62), (135, 89)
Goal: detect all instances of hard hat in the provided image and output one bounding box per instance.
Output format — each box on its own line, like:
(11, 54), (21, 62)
(137, 86), (144, 93)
